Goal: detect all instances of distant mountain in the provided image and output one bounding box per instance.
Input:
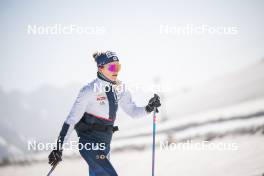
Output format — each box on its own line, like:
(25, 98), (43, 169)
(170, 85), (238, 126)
(0, 83), (82, 160)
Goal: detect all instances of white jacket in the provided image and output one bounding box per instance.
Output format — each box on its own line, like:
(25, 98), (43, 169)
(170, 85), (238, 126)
(60, 77), (148, 142)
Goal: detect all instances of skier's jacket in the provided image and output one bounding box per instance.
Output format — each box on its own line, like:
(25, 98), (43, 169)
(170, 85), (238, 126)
(58, 77), (147, 145)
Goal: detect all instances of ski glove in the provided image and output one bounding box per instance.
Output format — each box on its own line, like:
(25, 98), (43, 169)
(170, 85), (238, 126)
(48, 148), (62, 166)
(146, 94), (161, 113)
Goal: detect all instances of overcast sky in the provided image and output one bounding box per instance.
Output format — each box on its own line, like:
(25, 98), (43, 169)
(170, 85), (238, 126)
(0, 0), (263, 93)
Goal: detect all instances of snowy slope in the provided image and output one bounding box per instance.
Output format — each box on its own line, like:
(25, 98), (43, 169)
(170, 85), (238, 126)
(165, 59), (264, 118)
(114, 98), (264, 141)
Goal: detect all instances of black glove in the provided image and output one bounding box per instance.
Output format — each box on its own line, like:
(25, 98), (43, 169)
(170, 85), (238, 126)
(146, 94), (161, 113)
(48, 138), (63, 166)
(48, 148), (62, 166)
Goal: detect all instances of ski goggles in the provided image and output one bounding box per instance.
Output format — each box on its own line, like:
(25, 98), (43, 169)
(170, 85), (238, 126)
(106, 63), (121, 72)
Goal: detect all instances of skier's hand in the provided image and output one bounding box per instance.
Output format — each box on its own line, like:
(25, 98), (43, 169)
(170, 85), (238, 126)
(48, 149), (62, 166)
(146, 94), (161, 113)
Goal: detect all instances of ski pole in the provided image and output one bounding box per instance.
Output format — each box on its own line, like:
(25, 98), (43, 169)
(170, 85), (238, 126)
(152, 106), (157, 176)
(47, 161), (60, 176)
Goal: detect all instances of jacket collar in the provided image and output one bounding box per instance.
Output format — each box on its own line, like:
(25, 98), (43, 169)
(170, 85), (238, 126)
(96, 77), (111, 87)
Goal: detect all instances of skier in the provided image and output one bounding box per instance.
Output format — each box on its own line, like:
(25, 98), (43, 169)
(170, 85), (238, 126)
(48, 51), (161, 176)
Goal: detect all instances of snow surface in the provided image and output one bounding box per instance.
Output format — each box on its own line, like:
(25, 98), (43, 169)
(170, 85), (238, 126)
(0, 135), (263, 176)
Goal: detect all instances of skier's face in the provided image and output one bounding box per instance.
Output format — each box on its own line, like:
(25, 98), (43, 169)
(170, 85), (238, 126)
(99, 61), (121, 81)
